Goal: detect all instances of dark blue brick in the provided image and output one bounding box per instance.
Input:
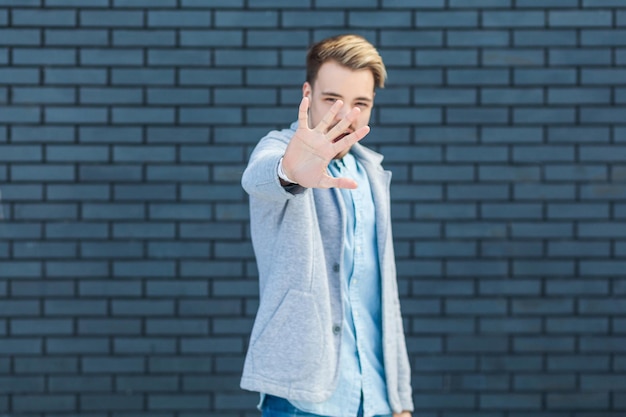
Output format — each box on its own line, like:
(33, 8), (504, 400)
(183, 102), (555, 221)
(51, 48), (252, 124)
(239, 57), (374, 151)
(448, 184), (509, 200)
(448, 30), (509, 47)
(514, 336), (575, 352)
(215, 88), (276, 106)
(48, 145), (109, 162)
(12, 164), (75, 181)
(0, 338), (42, 354)
(45, 222), (108, 238)
(483, 11), (544, 27)
(148, 10), (211, 27)
(416, 50), (477, 67)
(115, 376), (177, 392)
(148, 49), (211, 66)
(479, 166), (540, 182)
(515, 68), (577, 85)
(113, 30), (176, 46)
(411, 165), (473, 181)
(180, 30), (243, 47)
(514, 108), (576, 124)
(13, 87), (75, 104)
(45, 29), (109, 46)
(547, 202), (609, 219)
(48, 376), (111, 393)
(114, 184), (177, 201)
(114, 337), (176, 353)
(378, 107), (442, 124)
(48, 338), (109, 355)
(81, 203), (144, 220)
(80, 126), (142, 143)
(482, 49), (544, 67)
(81, 242), (142, 259)
(82, 357), (145, 373)
(46, 107), (107, 123)
(479, 279), (541, 294)
(114, 0), (176, 6)
(11, 281), (74, 297)
(47, 0), (108, 6)
(13, 241), (76, 259)
(544, 165), (607, 181)
(148, 127), (210, 143)
(149, 204), (212, 220)
(246, 0), (306, 7)
(80, 87), (142, 105)
(80, 49), (143, 66)
(482, 127), (542, 143)
(10, 318), (73, 335)
(415, 11), (477, 27)
(112, 107), (175, 124)
(114, 260), (176, 277)
(0, 145), (41, 162)
(0, 106), (40, 123)
(148, 88), (211, 104)
(550, 48), (611, 66)
(13, 48), (76, 65)
(546, 280), (609, 296)
(514, 29), (577, 46)
(113, 222), (175, 238)
(12, 395), (75, 412)
(447, 146), (508, 162)
(0, 68), (39, 84)
(449, 0), (510, 5)
(179, 108), (242, 125)
(514, 260), (575, 276)
(518, 0), (576, 5)
(45, 68), (107, 85)
(448, 69), (508, 85)
(113, 145), (174, 162)
(481, 394), (541, 410)
(0, 29), (41, 45)
(380, 30), (443, 47)
(481, 203), (542, 219)
(12, 9), (76, 27)
(445, 222), (507, 238)
(79, 165), (142, 182)
(549, 10), (612, 27)
(215, 11), (277, 28)
(481, 88), (542, 104)
(581, 107), (626, 124)
(315, 0), (376, 7)
(582, 69), (626, 84)
(549, 88), (611, 104)
(513, 145), (574, 162)
(480, 318), (541, 334)
(80, 10), (143, 27)
(214, 49), (278, 67)
(180, 69), (242, 86)
(146, 165), (208, 182)
(112, 68), (175, 85)
(282, 11), (344, 28)
(0, 261), (42, 278)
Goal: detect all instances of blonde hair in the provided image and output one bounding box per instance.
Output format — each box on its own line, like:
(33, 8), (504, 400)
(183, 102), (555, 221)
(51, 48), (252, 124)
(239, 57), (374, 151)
(306, 34), (387, 89)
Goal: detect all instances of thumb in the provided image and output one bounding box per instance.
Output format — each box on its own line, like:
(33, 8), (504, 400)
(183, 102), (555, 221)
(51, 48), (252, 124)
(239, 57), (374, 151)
(318, 174), (358, 190)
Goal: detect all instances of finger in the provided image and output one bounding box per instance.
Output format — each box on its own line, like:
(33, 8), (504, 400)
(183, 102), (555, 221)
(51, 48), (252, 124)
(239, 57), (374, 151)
(315, 100), (343, 132)
(326, 106), (360, 141)
(318, 173), (358, 190)
(331, 125), (370, 154)
(297, 96), (309, 128)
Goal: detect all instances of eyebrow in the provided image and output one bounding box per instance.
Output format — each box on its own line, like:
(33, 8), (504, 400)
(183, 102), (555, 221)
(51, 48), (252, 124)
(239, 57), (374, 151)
(321, 91), (373, 103)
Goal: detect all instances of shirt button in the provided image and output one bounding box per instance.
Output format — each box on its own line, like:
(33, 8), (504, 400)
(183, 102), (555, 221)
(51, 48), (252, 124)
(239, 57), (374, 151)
(332, 324), (341, 335)
(332, 263), (340, 273)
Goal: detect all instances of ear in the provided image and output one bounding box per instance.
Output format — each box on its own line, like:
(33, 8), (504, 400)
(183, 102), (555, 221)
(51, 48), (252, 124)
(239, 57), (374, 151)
(302, 81), (312, 99)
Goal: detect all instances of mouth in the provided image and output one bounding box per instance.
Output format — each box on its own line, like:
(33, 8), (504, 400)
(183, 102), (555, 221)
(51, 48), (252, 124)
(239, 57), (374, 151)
(331, 131), (352, 143)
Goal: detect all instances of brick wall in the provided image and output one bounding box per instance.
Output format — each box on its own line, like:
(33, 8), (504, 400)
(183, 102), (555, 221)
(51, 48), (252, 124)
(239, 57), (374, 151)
(1, 0), (625, 416)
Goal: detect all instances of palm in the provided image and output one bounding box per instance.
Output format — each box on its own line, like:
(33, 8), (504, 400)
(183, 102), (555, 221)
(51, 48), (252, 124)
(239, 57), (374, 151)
(281, 97), (370, 189)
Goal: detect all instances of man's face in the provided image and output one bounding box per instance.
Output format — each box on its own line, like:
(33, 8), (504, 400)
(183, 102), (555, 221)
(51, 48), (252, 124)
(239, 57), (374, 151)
(303, 60), (375, 159)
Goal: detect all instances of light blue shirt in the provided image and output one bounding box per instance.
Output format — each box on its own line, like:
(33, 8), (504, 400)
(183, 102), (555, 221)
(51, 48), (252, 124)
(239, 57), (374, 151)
(290, 152), (391, 417)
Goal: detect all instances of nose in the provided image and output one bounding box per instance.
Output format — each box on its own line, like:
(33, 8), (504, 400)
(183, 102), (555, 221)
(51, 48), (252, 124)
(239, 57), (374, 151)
(335, 101), (351, 121)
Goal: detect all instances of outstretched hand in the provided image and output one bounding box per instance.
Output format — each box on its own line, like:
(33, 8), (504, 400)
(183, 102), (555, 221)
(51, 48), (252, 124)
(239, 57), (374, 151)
(281, 97), (370, 189)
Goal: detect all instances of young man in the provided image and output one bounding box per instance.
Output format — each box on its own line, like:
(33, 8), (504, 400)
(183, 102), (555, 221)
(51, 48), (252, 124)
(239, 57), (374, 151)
(241, 34), (413, 417)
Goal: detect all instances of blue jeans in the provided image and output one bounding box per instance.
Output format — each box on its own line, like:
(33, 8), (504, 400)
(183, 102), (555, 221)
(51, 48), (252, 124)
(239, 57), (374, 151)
(261, 395), (392, 417)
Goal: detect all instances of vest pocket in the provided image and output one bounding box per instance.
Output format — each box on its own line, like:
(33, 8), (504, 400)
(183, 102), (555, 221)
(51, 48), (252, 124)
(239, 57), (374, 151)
(251, 289), (325, 382)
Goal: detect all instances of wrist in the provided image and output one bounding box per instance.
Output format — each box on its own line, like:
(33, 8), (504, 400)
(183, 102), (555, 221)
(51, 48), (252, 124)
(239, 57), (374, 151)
(278, 157), (297, 185)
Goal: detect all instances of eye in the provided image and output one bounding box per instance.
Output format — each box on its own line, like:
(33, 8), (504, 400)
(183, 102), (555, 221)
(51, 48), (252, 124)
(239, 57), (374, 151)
(325, 97), (337, 103)
(356, 102), (369, 108)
